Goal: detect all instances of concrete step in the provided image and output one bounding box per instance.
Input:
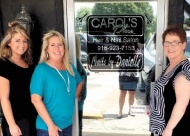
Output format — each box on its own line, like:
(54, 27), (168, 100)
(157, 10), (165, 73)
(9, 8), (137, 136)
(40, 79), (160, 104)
(83, 130), (150, 136)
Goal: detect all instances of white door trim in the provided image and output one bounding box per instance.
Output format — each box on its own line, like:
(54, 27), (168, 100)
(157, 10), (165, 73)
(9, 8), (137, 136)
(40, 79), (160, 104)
(155, 0), (169, 79)
(63, 1), (79, 136)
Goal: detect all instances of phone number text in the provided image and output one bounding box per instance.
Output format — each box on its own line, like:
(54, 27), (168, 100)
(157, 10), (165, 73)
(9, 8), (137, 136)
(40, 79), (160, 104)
(97, 45), (136, 51)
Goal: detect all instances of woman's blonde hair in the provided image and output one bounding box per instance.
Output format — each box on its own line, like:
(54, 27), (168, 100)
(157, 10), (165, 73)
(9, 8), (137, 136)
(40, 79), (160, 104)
(75, 34), (81, 59)
(39, 30), (74, 76)
(0, 21), (32, 64)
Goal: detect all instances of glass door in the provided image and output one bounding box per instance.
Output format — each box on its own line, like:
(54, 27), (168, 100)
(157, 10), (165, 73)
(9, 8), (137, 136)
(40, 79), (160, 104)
(64, 0), (169, 135)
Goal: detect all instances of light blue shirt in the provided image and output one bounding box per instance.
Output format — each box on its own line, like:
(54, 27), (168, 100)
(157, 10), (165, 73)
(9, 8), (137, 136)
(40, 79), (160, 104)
(77, 59), (87, 110)
(30, 62), (82, 130)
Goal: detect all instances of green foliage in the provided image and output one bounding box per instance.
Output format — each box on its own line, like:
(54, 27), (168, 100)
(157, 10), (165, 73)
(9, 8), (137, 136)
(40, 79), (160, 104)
(75, 2), (156, 42)
(92, 3), (156, 41)
(75, 7), (92, 32)
(184, 18), (190, 27)
(184, 18), (190, 25)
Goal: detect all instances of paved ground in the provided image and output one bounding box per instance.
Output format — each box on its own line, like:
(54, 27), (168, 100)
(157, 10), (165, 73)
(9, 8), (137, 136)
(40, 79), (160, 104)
(83, 131), (149, 136)
(82, 72), (151, 136)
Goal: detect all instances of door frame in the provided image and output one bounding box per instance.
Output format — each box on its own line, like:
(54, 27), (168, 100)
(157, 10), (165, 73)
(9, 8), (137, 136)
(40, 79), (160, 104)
(63, 1), (78, 136)
(155, 0), (169, 79)
(63, 0), (169, 135)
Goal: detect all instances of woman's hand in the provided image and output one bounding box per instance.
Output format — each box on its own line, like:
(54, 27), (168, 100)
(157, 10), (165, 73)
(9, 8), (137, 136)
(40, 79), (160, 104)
(9, 123), (22, 136)
(162, 128), (173, 136)
(48, 124), (62, 136)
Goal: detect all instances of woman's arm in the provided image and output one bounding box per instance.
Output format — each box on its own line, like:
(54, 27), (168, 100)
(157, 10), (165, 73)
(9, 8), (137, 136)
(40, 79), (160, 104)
(31, 94), (61, 136)
(162, 75), (190, 136)
(0, 76), (22, 136)
(76, 82), (83, 98)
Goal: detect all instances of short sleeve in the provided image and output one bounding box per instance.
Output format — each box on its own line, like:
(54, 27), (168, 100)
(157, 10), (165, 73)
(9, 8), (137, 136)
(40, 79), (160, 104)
(174, 62), (190, 83)
(175, 70), (190, 82)
(0, 59), (11, 80)
(71, 63), (82, 85)
(30, 64), (46, 97)
(77, 59), (87, 79)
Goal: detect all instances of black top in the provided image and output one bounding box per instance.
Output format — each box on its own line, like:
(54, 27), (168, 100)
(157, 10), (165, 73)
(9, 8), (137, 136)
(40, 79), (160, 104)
(150, 59), (190, 136)
(145, 65), (155, 105)
(0, 58), (35, 126)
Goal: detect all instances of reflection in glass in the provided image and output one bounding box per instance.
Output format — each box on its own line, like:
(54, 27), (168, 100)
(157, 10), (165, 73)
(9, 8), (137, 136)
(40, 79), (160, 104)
(74, 1), (157, 135)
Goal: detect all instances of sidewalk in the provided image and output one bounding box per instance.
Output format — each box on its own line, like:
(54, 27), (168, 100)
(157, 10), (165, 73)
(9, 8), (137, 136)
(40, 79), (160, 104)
(82, 72), (150, 136)
(83, 130), (150, 136)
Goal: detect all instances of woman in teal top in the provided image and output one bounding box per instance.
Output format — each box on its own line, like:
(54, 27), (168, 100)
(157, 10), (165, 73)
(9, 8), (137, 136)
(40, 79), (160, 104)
(30, 30), (82, 136)
(75, 34), (87, 136)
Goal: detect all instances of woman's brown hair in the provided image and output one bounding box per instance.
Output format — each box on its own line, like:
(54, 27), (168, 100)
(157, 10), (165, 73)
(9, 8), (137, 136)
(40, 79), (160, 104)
(0, 21), (33, 64)
(162, 25), (186, 44)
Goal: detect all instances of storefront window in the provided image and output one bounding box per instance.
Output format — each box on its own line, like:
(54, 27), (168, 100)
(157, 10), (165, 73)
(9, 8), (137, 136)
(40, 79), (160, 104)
(74, 1), (157, 135)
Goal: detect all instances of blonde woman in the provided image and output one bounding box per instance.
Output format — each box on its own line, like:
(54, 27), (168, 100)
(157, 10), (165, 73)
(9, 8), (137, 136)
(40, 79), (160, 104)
(30, 30), (82, 136)
(0, 21), (37, 136)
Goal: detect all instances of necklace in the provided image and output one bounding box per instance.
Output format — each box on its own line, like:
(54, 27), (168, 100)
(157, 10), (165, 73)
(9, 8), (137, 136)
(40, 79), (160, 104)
(51, 62), (70, 97)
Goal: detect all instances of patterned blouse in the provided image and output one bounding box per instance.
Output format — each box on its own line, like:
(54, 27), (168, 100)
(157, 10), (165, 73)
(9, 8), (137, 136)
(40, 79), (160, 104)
(150, 59), (190, 135)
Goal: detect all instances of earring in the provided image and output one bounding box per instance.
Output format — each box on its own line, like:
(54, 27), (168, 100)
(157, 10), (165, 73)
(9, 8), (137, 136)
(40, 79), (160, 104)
(46, 52), (49, 59)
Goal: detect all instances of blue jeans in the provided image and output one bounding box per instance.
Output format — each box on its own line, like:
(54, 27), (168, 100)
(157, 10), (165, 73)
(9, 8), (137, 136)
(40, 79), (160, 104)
(37, 125), (72, 136)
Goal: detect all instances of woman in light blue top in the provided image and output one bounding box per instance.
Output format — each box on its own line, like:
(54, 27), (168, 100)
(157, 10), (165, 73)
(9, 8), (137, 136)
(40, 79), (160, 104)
(75, 34), (87, 136)
(30, 30), (82, 136)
